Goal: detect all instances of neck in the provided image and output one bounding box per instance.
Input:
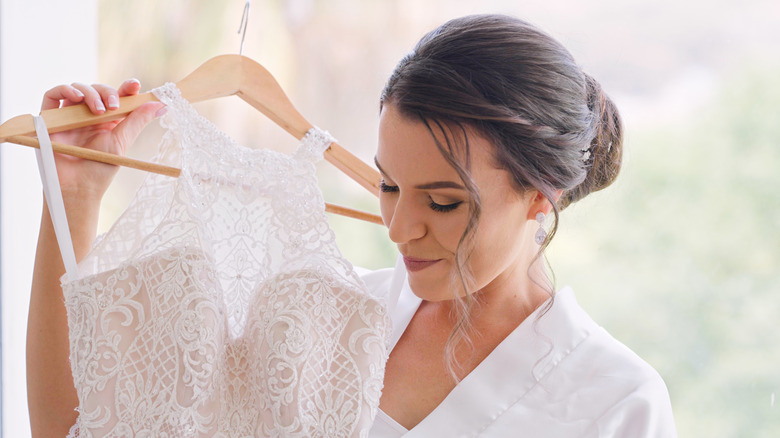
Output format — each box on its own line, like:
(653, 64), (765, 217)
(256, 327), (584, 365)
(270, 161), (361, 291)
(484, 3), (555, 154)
(474, 256), (551, 328)
(422, 255), (553, 337)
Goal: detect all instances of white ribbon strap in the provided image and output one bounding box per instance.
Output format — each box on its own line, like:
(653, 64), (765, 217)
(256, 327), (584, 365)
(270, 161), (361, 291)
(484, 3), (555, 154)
(33, 115), (79, 281)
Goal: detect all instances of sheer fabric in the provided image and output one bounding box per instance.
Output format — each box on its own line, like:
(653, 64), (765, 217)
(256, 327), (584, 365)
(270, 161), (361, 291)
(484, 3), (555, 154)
(364, 277), (677, 438)
(64, 83), (390, 437)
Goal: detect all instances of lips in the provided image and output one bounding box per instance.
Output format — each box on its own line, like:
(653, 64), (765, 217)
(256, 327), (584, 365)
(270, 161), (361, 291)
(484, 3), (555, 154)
(402, 256), (442, 272)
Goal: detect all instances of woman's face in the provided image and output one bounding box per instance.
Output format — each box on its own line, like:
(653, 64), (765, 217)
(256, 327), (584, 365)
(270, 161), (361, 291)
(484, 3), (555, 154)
(376, 103), (544, 302)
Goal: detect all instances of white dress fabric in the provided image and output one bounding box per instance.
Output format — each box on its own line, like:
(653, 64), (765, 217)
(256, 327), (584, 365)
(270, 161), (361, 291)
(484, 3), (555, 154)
(63, 83), (390, 438)
(360, 266), (678, 438)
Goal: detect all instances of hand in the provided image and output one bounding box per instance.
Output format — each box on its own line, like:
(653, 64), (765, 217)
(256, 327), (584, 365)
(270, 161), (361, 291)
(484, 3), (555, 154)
(30, 78), (166, 438)
(40, 79), (166, 202)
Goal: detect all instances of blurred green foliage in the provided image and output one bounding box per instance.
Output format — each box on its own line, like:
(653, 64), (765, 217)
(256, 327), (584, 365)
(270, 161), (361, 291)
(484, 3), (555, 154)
(549, 65), (780, 437)
(96, 1), (779, 434)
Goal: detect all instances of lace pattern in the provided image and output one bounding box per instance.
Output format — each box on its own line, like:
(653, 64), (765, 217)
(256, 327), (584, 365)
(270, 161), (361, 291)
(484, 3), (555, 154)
(64, 83), (390, 437)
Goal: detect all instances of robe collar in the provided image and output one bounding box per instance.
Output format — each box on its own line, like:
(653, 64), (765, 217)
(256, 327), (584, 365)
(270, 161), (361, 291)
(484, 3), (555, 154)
(386, 261), (595, 437)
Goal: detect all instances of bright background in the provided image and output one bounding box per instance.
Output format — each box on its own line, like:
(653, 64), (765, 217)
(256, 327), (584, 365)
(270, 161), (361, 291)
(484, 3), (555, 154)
(2, 0), (778, 436)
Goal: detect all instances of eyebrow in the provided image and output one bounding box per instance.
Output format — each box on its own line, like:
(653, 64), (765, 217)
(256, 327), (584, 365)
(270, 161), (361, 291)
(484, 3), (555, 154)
(374, 156), (466, 191)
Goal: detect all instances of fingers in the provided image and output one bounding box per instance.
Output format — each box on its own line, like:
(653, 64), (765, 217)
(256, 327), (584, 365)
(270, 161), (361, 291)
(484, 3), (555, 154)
(41, 85), (85, 111)
(117, 78), (142, 97)
(91, 83), (122, 111)
(110, 101), (166, 152)
(43, 79), (142, 114)
(70, 82), (108, 114)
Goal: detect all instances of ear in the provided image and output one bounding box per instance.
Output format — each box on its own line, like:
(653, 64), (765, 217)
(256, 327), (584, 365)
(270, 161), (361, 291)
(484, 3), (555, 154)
(526, 189), (563, 221)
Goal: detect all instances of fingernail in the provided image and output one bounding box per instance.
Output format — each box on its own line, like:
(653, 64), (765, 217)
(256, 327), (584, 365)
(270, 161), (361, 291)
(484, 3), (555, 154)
(74, 89), (85, 98)
(127, 78), (141, 86)
(107, 95), (119, 109)
(95, 100), (106, 112)
(154, 105), (168, 118)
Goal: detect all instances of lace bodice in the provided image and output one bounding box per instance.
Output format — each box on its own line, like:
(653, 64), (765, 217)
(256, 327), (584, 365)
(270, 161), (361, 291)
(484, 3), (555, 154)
(64, 83), (390, 437)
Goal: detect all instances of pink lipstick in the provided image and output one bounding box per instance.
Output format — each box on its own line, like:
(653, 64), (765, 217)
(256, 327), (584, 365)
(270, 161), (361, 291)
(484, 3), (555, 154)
(403, 256), (441, 272)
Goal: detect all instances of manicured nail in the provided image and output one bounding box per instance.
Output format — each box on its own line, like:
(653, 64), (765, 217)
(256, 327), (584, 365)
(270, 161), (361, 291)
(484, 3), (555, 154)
(107, 95), (119, 109)
(127, 78), (141, 86)
(154, 105), (168, 117)
(73, 89), (85, 98)
(95, 100), (106, 112)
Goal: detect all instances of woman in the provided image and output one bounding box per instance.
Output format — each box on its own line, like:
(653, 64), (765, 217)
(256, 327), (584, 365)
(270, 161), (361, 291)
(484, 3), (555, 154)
(28, 14), (675, 437)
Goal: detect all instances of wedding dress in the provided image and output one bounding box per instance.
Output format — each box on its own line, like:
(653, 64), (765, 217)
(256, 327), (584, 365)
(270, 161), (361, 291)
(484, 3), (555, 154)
(56, 83), (390, 437)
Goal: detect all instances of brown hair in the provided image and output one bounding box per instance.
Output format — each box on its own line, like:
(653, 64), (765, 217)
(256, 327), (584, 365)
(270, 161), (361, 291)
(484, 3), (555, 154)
(380, 14), (623, 380)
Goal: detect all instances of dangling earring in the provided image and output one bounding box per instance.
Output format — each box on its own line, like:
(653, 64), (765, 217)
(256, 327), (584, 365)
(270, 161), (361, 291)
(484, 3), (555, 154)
(534, 212), (547, 245)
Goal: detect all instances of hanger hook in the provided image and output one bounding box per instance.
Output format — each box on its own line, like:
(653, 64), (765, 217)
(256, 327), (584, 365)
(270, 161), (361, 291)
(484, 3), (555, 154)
(238, 0), (251, 55)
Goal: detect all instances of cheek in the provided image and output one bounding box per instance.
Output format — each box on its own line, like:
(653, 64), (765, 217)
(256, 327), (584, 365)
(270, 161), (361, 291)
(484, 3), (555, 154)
(379, 194), (396, 228)
(465, 201), (529, 285)
(473, 218), (517, 262)
(432, 211), (469, 253)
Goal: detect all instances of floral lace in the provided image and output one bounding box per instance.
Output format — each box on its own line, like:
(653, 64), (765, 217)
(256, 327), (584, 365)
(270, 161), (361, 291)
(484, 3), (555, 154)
(64, 83), (390, 437)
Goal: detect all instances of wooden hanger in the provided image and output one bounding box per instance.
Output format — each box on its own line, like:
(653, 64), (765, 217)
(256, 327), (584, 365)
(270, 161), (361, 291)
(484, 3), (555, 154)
(0, 54), (383, 225)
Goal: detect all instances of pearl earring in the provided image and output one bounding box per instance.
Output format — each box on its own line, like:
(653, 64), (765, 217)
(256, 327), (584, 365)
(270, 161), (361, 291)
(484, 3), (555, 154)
(535, 212), (547, 245)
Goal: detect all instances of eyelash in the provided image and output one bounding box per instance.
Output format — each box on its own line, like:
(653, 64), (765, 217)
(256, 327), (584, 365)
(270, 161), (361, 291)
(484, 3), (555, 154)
(428, 200), (462, 213)
(379, 181), (463, 213)
(379, 181), (398, 193)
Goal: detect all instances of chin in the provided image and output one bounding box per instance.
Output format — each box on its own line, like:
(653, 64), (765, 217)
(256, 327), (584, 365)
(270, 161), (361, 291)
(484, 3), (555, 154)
(406, 272), (457, 302)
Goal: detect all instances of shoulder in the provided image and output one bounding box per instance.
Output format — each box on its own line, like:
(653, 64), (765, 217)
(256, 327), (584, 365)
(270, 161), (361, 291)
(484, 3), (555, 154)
(354, 265), (399, 312)
(353, 256), (414, 320)
(354, 265), (396, 295)
(538, 288), (678, 437)
(572, 328), (676, 436)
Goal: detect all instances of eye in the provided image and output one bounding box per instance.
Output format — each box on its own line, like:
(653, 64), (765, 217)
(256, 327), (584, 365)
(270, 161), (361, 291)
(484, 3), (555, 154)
(379, 181), (399, 193)
(429, 200), (463, 213)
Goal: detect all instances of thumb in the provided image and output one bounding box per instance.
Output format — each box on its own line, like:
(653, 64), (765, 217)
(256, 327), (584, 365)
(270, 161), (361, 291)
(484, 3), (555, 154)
(110, 102), (166, 152)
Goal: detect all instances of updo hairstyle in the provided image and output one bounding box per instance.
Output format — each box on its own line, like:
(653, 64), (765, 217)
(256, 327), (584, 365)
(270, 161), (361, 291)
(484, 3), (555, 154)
(380, 14), (623, 379)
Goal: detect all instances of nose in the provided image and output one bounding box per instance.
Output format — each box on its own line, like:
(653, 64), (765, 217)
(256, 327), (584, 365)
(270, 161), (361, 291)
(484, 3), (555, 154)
(384, 195), (427, 244)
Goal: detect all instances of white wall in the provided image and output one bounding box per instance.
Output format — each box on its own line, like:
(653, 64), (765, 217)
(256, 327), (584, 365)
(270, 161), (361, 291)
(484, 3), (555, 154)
(0, 1), (97, 436)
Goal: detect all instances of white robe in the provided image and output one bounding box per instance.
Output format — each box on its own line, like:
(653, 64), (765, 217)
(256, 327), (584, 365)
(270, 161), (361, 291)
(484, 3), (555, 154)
(359, 258), (677, 438)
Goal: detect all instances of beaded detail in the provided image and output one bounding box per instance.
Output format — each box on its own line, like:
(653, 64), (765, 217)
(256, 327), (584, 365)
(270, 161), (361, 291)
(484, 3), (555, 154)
(64, 83), (390, 438)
